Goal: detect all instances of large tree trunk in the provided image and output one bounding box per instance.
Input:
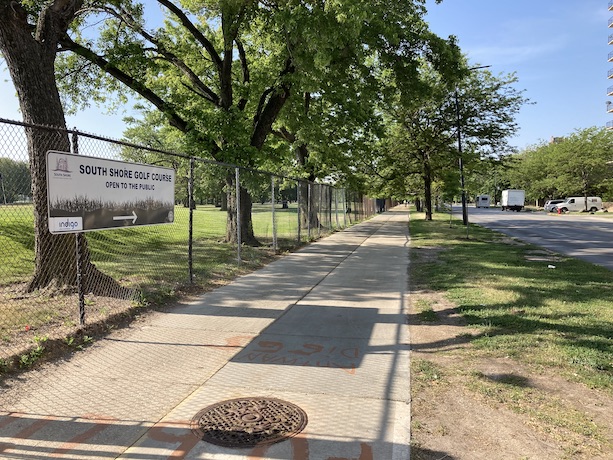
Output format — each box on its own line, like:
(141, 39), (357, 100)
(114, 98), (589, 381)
(225, 173), (259, 246)
(0, 1), (128, 297)
(298, 181), (321, 236)
(295, 143), (320, 232)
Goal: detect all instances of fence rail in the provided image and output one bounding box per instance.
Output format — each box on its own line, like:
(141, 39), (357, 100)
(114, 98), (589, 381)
(0, 118), (378, 372)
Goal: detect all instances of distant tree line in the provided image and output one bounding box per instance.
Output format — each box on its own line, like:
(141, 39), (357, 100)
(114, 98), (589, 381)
(464, 127), (613, 206)
(0, 158), (31, 204)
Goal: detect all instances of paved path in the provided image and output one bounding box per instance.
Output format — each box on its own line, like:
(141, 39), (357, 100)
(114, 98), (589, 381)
(467, 206), (613, 270)
(0, 208), (411, 459)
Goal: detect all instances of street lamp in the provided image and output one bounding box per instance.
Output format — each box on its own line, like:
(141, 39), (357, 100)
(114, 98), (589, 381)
(455, 65), (491, 236)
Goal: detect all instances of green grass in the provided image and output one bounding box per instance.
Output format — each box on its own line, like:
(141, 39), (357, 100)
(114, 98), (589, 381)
(0, 205), (36, 284)
(0, 202), (308, 288)
(0, 201), (351, 367)
(414, 299), (438, 322)
(412, 358), (445, 385)
(0, 202), (322, 300)
(410, 212), (613, 391)
(466, 370), (604, 451)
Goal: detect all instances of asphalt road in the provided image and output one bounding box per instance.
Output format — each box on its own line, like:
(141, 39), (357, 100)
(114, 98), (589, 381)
(460, 205), (613, 271)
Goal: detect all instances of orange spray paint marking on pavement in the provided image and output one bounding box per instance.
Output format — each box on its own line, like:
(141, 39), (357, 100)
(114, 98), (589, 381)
(328, 442), (373, 460)
(0, 413), (21, 453)
(0, 415), (55, 453)
(291, 433), (310, 460)
(226, 335), (254, 347)
(247, 431), (309, 460)
(0, 413), (18, 430)
(247, 443), (270, 459)
(52, 415), (118, 457)
(331, 362), (357, 375)
(147, 422), (201, 459)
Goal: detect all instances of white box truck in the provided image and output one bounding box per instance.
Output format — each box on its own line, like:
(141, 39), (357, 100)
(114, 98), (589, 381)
(553, 196), (603, 213)
(501, 189), (525, 212)
(475, 194), (491, 208)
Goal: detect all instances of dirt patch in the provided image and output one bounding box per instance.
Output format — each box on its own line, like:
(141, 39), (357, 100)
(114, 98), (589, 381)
(496, 237), (527, 246)
(409, 289), (613, 460)
(524, 249), (562, 263)
(0, 248), (281, 378)
(0, 283), (136, 364)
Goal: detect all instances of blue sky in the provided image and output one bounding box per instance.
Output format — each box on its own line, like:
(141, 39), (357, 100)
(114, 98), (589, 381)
(425, 0), (609, 150)
(0, 0), (609, 151)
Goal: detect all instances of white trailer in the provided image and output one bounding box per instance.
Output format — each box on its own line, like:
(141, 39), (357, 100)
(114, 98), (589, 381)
(475, 194), (491, 208)
(501, 189), (525, 212)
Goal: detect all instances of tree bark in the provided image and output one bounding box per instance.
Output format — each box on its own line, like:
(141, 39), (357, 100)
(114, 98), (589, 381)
(225, 172), (259, 246)
(294, 143), (321, 231)
(0, 1), (129, 296)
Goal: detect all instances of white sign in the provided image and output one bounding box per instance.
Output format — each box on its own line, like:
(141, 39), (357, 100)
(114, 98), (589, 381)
(47, 151), (175, 233)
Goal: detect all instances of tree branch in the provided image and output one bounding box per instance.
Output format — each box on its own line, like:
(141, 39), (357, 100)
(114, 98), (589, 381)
(251, 57), (295, 148)
(93, 4), (222, 106)
(38, 0), (84, 51)
(59, 33), (220, 156)
(157, 0), (223, 72)
(271, 126), (296, 143)
(236, 37), (249, 110)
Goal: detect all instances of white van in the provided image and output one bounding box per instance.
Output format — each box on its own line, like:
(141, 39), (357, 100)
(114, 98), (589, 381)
(554, 197), (603, 213)
(475, 194), (491, 208)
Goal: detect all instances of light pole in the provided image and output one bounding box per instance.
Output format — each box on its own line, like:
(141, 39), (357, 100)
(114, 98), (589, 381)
(455, 65), (491, 236)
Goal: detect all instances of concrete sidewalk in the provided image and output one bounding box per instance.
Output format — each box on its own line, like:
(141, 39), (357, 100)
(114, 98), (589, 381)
(0, 208), (411, 459)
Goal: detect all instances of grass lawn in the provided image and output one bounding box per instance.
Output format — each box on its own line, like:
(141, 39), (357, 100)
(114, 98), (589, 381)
(0, 201), (346, 370)
(0, 202), (308, 287)
(409, 211), (613, 390)
(409, 211), (613, 459)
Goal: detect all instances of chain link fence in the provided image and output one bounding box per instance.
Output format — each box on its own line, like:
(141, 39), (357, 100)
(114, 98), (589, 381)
(0, 118), (379, 373)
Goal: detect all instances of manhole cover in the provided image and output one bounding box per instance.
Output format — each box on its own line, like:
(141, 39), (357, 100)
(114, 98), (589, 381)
(190, 397), (308, 448)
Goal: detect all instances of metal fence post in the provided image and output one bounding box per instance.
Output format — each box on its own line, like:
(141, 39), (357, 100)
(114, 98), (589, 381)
(307, 182), (312, 240)
(342, 189), (347, 228)
(75, 234), (85, 326)
(325, 186), (329, 230)
(296, 181), (301, 242)
(271, 175), (277, 251)
(235, 167), (241, 265)
(188, 157), (194, 283)
(71, 129), (86, 326)
(318, 184), (322, 238)
(327, 186), (332, 230)
(334, 187), (339, 229)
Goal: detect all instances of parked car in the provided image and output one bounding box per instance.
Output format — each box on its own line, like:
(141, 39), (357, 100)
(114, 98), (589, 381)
(553, 197), (604, 213)
(544, 199), (564, 212)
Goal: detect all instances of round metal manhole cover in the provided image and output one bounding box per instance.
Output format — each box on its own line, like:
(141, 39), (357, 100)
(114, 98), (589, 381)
(190, 397), (308, 448)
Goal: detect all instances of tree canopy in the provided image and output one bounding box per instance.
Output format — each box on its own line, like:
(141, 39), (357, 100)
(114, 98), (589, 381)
(57, 1), (459, 164)
(51, 0), (463, 240)
(508, 127), (613, 204)
(368, 60), (527, 219)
